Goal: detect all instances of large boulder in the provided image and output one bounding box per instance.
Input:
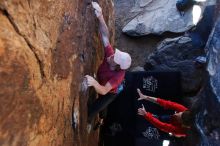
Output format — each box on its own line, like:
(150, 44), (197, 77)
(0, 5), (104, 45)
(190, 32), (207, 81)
(195, 14), (220, 146)
(144, 36), (206, 95)
(0, 0), (114, 146)
(122, 0), (210, 36)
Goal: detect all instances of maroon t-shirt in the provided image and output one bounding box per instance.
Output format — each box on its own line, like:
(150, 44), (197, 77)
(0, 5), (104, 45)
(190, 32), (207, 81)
(97, 45), (125, 93)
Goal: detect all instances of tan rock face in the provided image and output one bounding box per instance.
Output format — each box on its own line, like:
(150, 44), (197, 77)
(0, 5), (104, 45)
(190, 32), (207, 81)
(0, 0), (114, 146)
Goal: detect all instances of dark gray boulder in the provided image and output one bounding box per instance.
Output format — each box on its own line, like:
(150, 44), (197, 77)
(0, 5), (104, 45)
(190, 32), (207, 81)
(144, 36), (206, 95)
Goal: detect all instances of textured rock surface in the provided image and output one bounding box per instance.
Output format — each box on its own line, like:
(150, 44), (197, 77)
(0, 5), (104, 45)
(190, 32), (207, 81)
(195, 11), (220, 146)
(0, 0), (114, 146)
(122, 0), (205, 36)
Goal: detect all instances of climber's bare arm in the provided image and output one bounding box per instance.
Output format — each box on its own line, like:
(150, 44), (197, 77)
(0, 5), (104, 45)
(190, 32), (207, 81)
(98, 15), (110, 47)
(92, 2), (110, 47)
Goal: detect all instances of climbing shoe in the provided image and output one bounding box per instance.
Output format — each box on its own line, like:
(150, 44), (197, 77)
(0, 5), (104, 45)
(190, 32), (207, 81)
(93, 120), (103, 131)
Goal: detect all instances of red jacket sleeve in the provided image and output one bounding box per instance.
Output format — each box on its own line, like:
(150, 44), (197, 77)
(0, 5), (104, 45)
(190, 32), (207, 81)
(144, 112), (185, 136)
(157, 98), (187, 112)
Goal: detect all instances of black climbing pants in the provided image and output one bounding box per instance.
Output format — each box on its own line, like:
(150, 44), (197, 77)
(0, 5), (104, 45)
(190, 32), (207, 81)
(88, 93), (117, 123)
